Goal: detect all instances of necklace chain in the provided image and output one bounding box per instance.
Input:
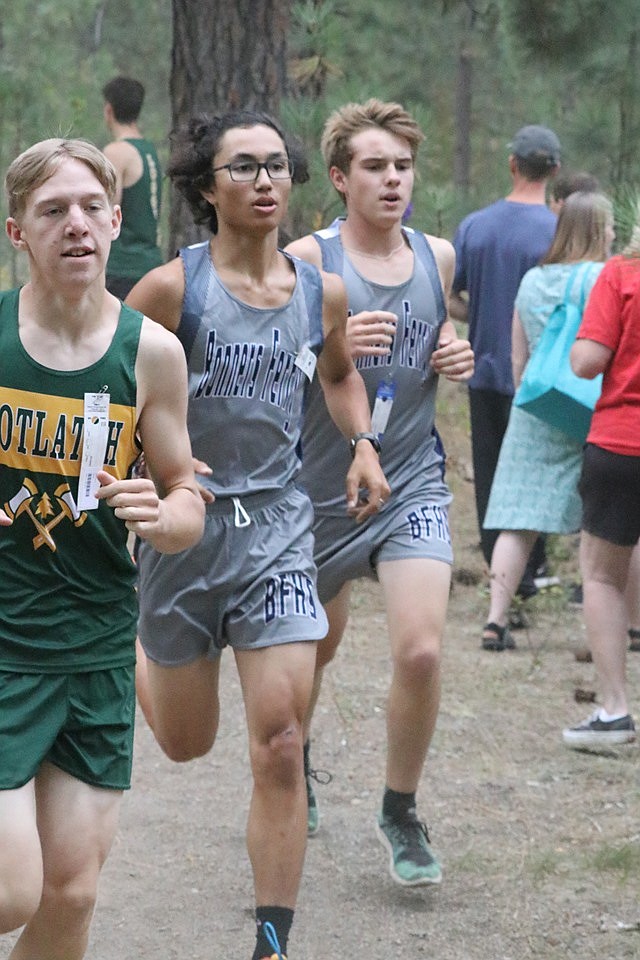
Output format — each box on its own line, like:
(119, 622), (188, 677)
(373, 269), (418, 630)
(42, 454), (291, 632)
(342, 239), (407, 262)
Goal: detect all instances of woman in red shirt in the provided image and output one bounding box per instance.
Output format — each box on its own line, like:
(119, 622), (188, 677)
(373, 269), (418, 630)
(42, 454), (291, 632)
(563, 236), (640, 748)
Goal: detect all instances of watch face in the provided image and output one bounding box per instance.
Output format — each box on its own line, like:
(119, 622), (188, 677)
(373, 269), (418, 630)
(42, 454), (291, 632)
(351, 433), (380, 456)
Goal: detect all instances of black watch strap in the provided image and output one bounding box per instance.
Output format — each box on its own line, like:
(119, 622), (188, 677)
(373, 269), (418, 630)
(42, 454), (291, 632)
(349, 432), (381, 458)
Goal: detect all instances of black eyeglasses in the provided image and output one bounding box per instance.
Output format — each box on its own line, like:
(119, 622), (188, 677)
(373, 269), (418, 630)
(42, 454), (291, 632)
(212, 157), (294, 183)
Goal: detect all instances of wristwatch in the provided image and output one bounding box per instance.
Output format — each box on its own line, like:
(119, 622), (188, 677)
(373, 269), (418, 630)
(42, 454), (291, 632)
(349, 432), (381, 458)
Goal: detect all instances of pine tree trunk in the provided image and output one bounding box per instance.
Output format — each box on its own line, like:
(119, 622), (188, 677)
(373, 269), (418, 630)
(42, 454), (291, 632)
(453, 41), (472, 194)
(615, 29), (640, 188)
(168, 0), (292, 251)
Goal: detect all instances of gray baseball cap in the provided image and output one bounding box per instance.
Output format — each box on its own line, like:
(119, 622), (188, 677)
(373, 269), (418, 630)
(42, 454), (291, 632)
(509, 125), (561, 166)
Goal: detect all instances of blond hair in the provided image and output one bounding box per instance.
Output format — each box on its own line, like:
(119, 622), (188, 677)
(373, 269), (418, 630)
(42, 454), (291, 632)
(320, 99), (424, 174)
(542, 191), (612, 265)
(5, 138), (117, 218)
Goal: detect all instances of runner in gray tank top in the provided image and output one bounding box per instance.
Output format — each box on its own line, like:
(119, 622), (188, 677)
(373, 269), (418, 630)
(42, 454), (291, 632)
(127, 110), (388, 960)
(286, 99), (473, 887)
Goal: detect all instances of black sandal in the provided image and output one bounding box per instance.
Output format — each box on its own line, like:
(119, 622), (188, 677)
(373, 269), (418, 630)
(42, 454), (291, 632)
(629, 628), (640, 652)
(481, 622), (515, 651)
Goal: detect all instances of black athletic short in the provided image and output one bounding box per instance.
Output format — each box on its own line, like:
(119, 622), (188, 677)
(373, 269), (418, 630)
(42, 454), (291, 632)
(579, 443), (640, 546)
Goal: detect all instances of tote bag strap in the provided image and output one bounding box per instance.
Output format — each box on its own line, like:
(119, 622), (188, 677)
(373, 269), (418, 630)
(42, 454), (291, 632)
(564, 261), (594, 311)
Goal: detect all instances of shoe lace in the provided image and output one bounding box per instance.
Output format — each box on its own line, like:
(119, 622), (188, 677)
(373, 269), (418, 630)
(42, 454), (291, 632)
(392, 811), (432, 850)
(263, 921), (285, 960)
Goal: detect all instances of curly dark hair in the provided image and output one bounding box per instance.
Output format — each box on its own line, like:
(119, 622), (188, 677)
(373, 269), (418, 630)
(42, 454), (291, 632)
(167, 110), (309, 234)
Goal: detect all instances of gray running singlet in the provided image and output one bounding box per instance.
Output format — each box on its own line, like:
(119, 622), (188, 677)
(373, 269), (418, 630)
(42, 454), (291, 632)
(176, 242), (324, 499)
(300, 222), (447, 514)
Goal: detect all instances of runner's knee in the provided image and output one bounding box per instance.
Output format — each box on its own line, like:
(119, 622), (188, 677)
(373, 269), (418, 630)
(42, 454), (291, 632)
(315, 629), (342, 669)
(251, 723), (303, 789)
(156, 726), (217, 763)
(0, 877), (41, 933)
(37, 874), (99, 934)
(0, 835), (43, 932)
(394, 638), (441, 683)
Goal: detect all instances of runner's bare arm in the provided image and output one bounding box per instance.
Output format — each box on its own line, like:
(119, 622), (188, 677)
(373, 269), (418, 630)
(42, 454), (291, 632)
(284, 234), (324, 270)
(95, 317), (204, 553)
(316, 272), (390, 521)
(448, 291), (468, 324)
(126, 264), (215, 504)
(427, 235), (474, 381)
(444, 233), (468, 325)
(428, 233), (455, 297)
(431, 325), (474, 381)
(126, 257), (186, 334)
(103, 140), (142, 205)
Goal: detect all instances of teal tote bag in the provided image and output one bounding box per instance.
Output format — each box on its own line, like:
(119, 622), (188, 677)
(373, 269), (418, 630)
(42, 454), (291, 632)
(513, 263), (602, 443)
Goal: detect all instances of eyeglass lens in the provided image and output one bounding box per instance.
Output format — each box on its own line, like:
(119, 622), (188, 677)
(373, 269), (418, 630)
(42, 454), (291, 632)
(230, 159), (292, 181)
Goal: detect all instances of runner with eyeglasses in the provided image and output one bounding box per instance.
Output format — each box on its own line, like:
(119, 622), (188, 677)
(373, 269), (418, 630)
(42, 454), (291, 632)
(127, 110), (388, 960)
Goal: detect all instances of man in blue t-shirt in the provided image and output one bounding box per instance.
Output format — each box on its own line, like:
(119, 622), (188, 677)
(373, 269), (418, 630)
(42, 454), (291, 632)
(450, 125), (560, 588)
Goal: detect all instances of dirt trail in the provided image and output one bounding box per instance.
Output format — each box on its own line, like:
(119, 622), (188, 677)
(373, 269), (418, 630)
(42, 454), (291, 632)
(5, 379), (638, 959)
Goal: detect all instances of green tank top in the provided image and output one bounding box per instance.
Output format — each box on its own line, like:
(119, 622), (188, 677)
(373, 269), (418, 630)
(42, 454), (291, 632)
(0, 290), (143, 672)
(107, 137), (163, 279)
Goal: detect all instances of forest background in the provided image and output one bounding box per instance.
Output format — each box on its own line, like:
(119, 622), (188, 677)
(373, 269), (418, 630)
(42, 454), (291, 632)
(2, 0), (640, 283)
(2, 6), (640, 956)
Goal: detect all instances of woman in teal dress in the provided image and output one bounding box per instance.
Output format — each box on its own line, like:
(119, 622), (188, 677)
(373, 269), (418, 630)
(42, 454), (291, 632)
(481, 191), (614, 650)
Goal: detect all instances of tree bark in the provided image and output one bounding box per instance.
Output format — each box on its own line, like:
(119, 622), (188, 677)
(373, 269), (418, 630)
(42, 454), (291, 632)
(169, 0), (292, 251)
(453, 41), (472, 194)
(615, 29), (640, 188)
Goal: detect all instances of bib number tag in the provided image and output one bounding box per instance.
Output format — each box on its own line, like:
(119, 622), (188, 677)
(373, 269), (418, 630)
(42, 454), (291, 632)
(295, 344), (317, 382)
(78, 392), (110, 510)
(371, 378), (396, 440)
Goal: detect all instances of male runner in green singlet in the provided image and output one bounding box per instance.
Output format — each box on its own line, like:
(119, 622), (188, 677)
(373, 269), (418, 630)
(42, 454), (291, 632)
(103, 76), (163, 298)
(0, 137), (204, 959)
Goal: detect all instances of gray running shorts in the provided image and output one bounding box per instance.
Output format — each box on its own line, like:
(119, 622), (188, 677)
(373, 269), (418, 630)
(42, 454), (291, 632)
(313, 473), (453, 604)
(137, 484), (328, 665)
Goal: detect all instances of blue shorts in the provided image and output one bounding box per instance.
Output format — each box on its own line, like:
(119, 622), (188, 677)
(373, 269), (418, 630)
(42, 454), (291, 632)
(137, 484), (328, 665)
(313, 474), (453, 604)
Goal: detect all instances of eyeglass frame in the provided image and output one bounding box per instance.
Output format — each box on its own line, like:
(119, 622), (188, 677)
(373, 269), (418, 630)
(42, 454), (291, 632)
(211, 156), (295, 183)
